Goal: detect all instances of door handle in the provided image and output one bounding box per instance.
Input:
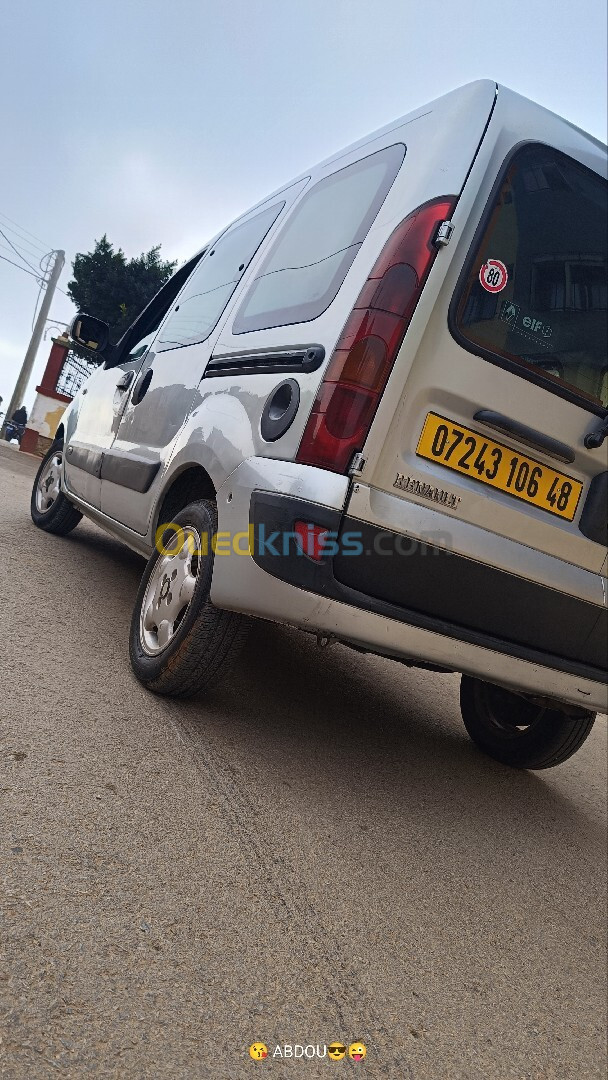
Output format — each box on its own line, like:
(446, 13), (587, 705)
(116, 370), (135, 391)
(473, 410), (575, 464)
(131, 368), (153, 405)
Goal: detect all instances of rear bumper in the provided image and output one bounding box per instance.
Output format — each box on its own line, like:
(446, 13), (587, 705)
(211, 458), (608, 713)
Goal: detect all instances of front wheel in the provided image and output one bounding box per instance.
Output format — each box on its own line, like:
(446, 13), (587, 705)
(129, 499), (249, 697)
(30, 442), (83, 535)
(460, 675), (596, 769)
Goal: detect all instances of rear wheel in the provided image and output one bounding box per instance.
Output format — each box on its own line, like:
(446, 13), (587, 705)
(460, 675), (596, 769)
(30, 442), (82, 536)
(129, 499), (249, 697)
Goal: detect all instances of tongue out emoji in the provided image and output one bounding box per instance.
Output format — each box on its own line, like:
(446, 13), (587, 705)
(348, 1042), (367, 1062)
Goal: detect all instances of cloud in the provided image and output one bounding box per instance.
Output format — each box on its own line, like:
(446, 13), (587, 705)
(75, 140), (249, 267)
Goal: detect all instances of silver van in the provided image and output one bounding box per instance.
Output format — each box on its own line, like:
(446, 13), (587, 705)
(31, 80), (607, 769)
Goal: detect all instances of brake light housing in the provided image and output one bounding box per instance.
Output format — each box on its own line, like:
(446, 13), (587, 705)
(296, 196), (456, 473)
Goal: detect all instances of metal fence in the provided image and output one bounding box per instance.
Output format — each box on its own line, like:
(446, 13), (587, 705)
(55, 350), (98, 399)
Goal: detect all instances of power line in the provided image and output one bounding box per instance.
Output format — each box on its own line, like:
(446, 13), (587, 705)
(0, 249), (73, 302)
(0, 244), (48, 278)
(0, 247), (70, 334)
(0, 228), (50, 261)
(0, 241), (37, 263)
(0, 227), (42, 274)
(0, 225), (48, 260)
(0, 214), (72, 304)
(0, 252), (43, 280)
(0, 210), (52, 253)
(0, 218), (55, 293)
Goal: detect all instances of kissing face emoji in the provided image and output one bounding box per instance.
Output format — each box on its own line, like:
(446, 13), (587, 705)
(349, 1042), (367, 1062)
(328, 1042), (347, 1060)
(249, 1043), (268, 1060)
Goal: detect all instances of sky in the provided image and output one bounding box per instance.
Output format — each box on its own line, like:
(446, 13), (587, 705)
(0, 0), (606, 414)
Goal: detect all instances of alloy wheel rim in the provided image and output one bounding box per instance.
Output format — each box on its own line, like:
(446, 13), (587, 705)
(140, 525), (201, 656)
(35, 453), (63, 513)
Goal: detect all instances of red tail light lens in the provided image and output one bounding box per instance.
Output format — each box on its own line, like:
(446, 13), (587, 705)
(294, 521), (330, 561)
(296, 196), (456, 473)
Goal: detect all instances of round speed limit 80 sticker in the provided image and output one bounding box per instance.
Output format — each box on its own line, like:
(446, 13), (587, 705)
(479, 259), (508, 293)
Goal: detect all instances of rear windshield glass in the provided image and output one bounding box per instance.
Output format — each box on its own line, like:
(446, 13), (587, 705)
(232, 143), (405, 334)
(453, 144), (608, 408)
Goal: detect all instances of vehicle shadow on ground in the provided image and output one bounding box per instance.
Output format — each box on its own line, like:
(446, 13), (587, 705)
(61, 520), (148, 575)
(62, 519), (604, 854)
(187, 621), (605, 858)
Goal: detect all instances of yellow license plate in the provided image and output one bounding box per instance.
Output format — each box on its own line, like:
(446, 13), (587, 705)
(416, 412), (583, 522)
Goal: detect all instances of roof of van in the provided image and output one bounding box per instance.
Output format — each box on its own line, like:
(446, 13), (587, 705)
(200, 80), (496, 240)
(188, 80), (605, 258)
(315, 79), (498, 171)
(250, 80), (605, 211)
(307, 79), (606, 172)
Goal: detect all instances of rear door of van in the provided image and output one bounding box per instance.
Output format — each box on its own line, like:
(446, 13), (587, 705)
(345, 86), (607, 678)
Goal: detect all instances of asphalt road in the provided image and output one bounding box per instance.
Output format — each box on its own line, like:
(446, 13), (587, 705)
(1, 441), (606, 1080)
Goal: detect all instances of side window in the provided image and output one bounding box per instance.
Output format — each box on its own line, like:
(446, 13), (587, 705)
(126, 328), (161, 363)
(232, 143), (405, 334)
(155, 203), (285, 353)
(453, 144), (608, 408)
(116, 252), (205, 364)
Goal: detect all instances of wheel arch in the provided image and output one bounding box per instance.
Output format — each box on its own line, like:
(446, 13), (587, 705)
(153, 465), (217, 537)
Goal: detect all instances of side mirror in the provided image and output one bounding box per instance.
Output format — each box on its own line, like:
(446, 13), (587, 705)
(69, 313), (110, 356)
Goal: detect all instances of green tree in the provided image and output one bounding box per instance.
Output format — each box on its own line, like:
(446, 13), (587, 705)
(67, 235), (177, 343)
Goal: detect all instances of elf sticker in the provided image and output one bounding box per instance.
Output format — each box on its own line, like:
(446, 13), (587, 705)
(479, 259), (508, 293)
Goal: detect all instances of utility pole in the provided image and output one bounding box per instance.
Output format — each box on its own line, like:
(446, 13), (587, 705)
(0, 249), (65, 436)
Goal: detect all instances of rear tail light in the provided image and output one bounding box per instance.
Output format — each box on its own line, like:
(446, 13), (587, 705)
(296, 196), (456, 473)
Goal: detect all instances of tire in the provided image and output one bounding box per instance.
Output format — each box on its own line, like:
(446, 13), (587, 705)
(460, 675), (596, 770)
(129, 499), (249, 697)
(30, 441), (83, 536)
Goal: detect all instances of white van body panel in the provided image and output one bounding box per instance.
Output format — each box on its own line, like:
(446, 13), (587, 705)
(56, 79), (606, 714)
